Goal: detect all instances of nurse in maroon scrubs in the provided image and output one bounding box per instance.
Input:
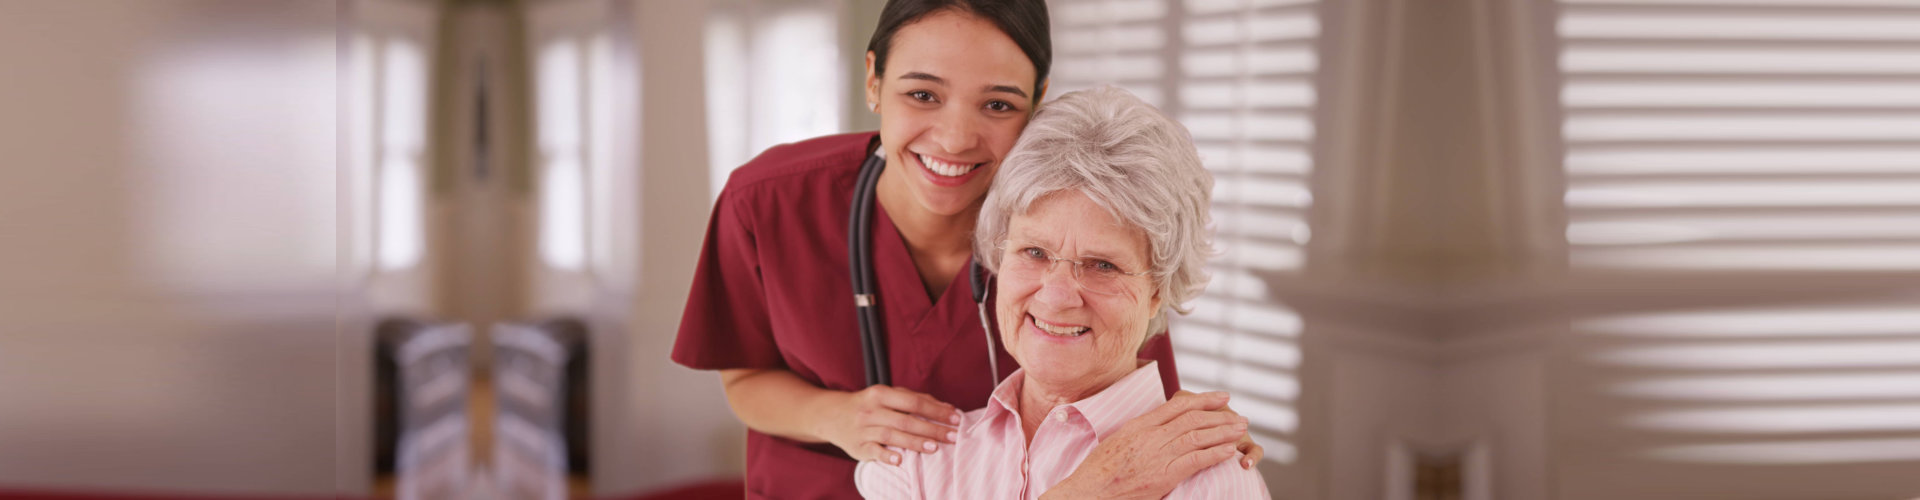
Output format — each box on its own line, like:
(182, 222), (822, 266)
(672, 1), (1262, 498)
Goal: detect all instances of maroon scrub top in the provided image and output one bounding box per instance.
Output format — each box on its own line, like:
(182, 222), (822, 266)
(672, 131), (1181, 500)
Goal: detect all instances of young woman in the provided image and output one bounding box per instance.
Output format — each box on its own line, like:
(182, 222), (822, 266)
(671, 1), (1262, 498)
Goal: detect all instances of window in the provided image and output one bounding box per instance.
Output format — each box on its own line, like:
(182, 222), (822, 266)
(1558, 0), (1920, 271)
(537, 39), (587, 272)
(378, 38), (429, 272)
(1050, 0), (1321, 465)
(586, 33), (625, 283)
(1552, 1), (1920, 495)
(528, 0), (639, 292)
(704, 0), (844, 201)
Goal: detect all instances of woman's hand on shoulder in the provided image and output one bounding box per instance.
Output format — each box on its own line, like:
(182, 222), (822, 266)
(1043, 391), (1253, 500)
(815, 384), (963, 465)
(1176, 389), (1265, 468)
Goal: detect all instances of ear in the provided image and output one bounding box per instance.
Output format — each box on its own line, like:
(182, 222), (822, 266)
(1147, 285), (1163, 319)
(864, 51), (881, 111)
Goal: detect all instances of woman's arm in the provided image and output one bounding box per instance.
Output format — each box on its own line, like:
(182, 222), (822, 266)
(718, 368), (962, 465)
(1040, 391), (1256, 500)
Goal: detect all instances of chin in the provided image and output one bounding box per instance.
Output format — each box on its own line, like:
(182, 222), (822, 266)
(911, 188), (985, 216)
(1023, 362), (1096, 388)
(1018, 345), (1104, 379)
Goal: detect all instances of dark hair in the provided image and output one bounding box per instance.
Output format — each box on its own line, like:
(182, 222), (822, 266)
(865, 0), (1051, 104)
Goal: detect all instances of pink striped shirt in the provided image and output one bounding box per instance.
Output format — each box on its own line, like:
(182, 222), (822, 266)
(855, 362), (1270, 499)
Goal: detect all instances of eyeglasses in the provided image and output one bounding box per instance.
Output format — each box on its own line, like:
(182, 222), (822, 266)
(997, 241), (1151, 296)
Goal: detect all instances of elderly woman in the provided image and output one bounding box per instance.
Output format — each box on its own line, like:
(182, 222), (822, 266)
(855, 86), (1270, 499)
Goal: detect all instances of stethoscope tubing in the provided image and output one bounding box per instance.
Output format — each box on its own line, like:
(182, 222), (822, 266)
(851, 147), (890, 387)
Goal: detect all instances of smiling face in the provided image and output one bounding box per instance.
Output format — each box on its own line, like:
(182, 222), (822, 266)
(995, 190), (1163, 397)
(865, 8), (1041, 217)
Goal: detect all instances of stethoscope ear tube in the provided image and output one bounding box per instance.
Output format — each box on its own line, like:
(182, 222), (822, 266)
(968, 239), (999, 385)
(975, 272), (999, 387)
(851, 148), (890, 387)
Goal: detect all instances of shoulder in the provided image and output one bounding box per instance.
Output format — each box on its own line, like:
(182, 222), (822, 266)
(1168, 452), (1271, 499)
(958, 405), (995, 429)
(855, 447), (923, 499)
(720, 131), (876, 194)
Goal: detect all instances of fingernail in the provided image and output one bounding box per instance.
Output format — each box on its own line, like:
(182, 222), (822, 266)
(947, 431), (958, 442)
(1213, 392), (1231, 400)
(889, 454), (900, 465)
(1243, 458), (1254, 468)
(922, 441), (936, 452)
(1234, 423), (1248, 432)
(950, 413), (961, 425)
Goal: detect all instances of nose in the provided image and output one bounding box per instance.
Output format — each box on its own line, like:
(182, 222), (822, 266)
(1032, 260), (1084, 310)
(928, 107), (981, 155)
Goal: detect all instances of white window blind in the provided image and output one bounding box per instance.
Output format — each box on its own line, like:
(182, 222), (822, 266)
(1558, 0), (1920, 271)
(1572, 303), (1920, 468)
(1554, 1), (1920, 488)
(1051, 0), (1320, 464)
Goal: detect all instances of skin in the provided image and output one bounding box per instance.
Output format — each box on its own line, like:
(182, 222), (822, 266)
(996, 190), (1165, 440)
(714, 8), (1262, 499)
(865, 9), (1039, 298)
(999, 197), (1252, 500)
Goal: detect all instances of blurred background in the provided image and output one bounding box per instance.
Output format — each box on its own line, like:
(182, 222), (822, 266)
(0, 0), (1916, 499)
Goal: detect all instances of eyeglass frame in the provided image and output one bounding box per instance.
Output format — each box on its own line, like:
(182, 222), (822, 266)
(994, 240), (1154, 295)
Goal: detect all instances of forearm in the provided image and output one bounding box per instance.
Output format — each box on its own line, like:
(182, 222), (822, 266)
(718, 368), (845, 443)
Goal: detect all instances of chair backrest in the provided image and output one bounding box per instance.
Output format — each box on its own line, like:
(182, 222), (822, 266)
(490, 321), (571, 500)
(393, 322), (474, 500)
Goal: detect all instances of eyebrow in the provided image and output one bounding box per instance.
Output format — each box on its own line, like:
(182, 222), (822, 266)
(899, 71), (1030, 99)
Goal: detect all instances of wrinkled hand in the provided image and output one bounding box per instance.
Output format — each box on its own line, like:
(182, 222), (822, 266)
(1043, 391), (1251, 500)
(817, 384), (961, 465)
(1178, 389), (1265, 468)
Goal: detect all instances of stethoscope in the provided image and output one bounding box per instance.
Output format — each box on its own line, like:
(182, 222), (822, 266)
(849, 143), (1000, 388)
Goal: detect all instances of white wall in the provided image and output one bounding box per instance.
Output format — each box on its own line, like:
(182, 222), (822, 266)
(0, 0), (342, 495)
(600, 0), (749, 495)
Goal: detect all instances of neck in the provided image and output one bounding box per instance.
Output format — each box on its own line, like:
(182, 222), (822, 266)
(873, 159), (978, 258)
(1016, 365), (1132, 442)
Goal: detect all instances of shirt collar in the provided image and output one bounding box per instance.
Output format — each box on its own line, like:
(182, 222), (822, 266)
(969, 368), (1025, 435)
(968, 362), (1167, 441)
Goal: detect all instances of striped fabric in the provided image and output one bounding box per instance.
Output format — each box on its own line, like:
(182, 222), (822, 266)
(855, 362), (1270, 499)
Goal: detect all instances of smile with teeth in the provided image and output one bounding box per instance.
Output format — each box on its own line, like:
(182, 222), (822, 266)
(918, 153), (982, 177)
(1032, 315), (1090, 337)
